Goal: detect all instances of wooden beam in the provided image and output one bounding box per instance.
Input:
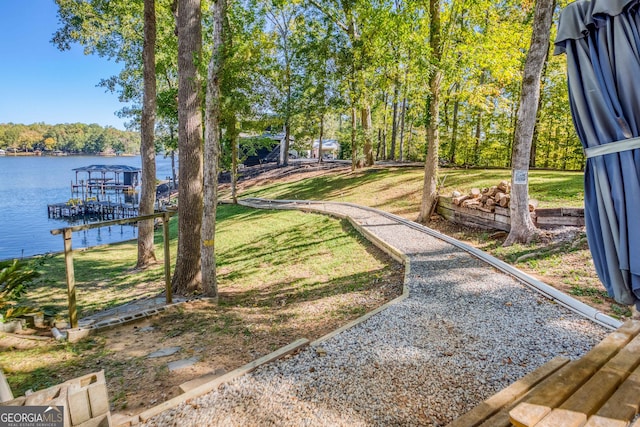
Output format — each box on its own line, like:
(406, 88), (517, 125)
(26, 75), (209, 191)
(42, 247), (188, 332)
(63, 228), (78, 329)
(51, 212), (175, 236)
(163, 212), (172, 304)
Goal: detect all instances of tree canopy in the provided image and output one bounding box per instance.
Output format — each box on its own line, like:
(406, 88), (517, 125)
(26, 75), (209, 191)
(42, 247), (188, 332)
(0, 122), (139, 154)
(50, 0), (581, 172)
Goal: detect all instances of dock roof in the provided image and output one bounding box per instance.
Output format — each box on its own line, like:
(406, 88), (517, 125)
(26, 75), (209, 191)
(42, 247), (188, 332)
(72, 165), (141, 173)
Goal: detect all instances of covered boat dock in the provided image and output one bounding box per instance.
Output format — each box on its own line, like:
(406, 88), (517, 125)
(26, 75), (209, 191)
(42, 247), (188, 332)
(48, 165), (142, 220)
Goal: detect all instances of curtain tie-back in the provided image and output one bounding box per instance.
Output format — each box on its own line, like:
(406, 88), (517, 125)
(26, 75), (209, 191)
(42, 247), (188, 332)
(585, 136), (640, 158)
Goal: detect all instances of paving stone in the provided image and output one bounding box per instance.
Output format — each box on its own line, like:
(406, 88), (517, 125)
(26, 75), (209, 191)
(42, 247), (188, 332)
(146, 347), (181, 359)
(167, 357), (200, 372)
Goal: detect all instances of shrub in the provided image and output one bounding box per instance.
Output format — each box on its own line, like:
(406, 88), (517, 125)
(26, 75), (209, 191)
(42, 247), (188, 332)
(0, 259), (41, 322)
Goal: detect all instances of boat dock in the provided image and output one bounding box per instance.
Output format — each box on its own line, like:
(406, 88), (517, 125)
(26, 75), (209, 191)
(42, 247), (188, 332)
(47, 164), (143, 221)
(47, 201), (139, 220)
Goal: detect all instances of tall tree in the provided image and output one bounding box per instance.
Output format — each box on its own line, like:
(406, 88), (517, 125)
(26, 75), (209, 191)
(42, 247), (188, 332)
(417, 0), (443, 224)
(201, 0), (226, 297)
(504, 0), (555, 246)
(137, 0), (158, 268)
(172, 0), (204, 294)
(297, 13), (343, 163)
(53, 0), (168, 266)
(308, 0), (375, 168)
(209, 0), (269, 203)
(265, 2), (299, 167)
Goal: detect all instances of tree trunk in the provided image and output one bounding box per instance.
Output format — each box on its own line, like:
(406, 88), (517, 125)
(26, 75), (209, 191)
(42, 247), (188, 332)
(543, 115), (554, 168)
(399, 63), (409, 162)
(201, 0), (225, 298)
(137, 0), (157, 269)
(283, 123), (291, 166)
(472, 72), (485, 166)
(449, 88), (460, 164)
(318, 114), (324, 163)
(362, 105), (374, 166)
(407, 122), (414, 160)
(390, 83), (399, 161)
(381, 91), (389, 159)
(504, 0), (555, 246)
(530, 48), (550, 168)
(172, 0), (204, 294)
(506, 94), (518, 168)
(399, 97), (407, 162)
(230, 115), (238, 203)
(473, 110), (483, 165)
(351, 105), (357, 170)
(417, 0), (442, 224)
(417, 69), (443, 223)
(171, 148), (177, 189)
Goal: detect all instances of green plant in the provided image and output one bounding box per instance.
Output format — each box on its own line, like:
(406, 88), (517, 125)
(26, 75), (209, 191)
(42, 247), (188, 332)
(611, 304), (632, 320)
(0, 259), (41, 321)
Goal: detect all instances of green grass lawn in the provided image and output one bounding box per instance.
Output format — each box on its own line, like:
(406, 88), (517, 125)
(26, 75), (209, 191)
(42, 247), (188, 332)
(233, 164), (631, 320)
(236, 167), (585, 221)
(20, 166), (591, 322)
(20, 204), (394, 321)
(2, 204), (403, 405)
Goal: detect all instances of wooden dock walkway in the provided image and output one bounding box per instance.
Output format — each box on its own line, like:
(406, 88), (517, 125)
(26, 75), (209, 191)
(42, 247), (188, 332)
(47, 201), (139, 220)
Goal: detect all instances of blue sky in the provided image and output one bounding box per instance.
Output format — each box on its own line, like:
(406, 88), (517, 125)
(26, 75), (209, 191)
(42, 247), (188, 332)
(0, 2), (129, 129)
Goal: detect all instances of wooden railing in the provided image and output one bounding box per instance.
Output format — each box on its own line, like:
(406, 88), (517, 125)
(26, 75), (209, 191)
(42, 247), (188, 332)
(51, 211), (175, 328)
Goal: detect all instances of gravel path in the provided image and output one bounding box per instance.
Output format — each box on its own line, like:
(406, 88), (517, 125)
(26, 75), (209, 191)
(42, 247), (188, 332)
(143, 201), (609, 426)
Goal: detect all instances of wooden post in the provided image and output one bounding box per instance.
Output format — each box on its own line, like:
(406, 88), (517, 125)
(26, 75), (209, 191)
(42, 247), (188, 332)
(163, 212), (172, 304)
(63, 228), (78, 328)
(51, 211), (176, 318)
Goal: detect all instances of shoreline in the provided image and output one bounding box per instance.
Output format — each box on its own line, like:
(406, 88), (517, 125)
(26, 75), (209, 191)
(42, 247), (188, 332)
(0, 152), (139, 157)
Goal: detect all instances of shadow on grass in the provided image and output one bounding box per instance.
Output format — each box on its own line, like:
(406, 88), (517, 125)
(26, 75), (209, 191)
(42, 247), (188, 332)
(22, 204), (395, 322)
(241, 168), (401, 202)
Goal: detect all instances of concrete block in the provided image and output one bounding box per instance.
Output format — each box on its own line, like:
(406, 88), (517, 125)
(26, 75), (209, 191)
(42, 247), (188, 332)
(0, 320), (23, 333)
(66, 371), (104, 388)
(3, 396), (26, 406)
(67, 328), (92, 343)
(48, 391), (71, 427)
(74, 413), (111, 427)
(87, 382), (110, 416)
(67, 386), (91, 426)
(0, 368), (14, 402)
(25, 384), (64, 406)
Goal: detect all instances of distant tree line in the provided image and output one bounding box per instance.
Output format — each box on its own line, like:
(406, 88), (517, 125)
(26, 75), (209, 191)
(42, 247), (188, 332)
(0, 123), (140, 154)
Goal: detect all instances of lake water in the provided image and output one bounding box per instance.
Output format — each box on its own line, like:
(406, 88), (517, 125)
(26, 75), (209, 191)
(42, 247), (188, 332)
(0, 155), (175, 261)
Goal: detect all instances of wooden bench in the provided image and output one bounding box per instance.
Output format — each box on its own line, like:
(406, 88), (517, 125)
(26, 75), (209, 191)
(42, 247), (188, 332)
(448, 320), (640, 427)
